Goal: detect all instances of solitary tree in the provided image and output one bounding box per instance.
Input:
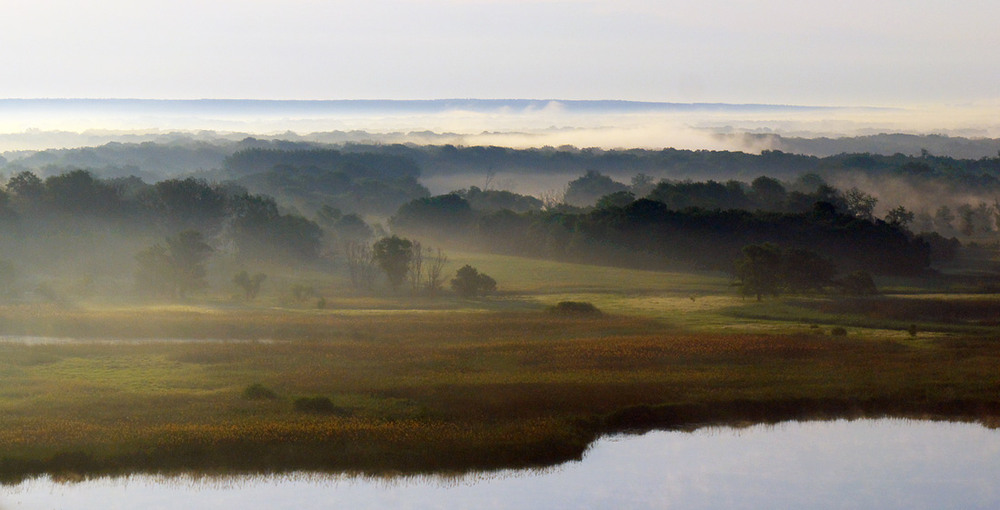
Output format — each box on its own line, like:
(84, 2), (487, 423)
(844, 187), (878, 221)
(734, 243), (783, 301)
(166, 230), (213, 297)
(884, 205), (915, 229)
(344, 240), (378, 291)
(424, 247), (449, 294)
(837, 270), (879, 296)
(135, 230), (213, 298)
(373, 236), (413, 291)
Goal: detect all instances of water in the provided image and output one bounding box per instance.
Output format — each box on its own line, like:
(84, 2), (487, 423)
(4, 419), (999, 509)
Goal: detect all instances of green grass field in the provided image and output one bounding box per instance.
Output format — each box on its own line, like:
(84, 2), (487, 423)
(1, 251), (999, 481)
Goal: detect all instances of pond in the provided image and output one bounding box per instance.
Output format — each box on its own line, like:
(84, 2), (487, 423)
(4, 418), (999, 509)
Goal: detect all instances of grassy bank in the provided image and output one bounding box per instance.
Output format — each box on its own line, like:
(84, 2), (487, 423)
(2, 296), (1000, 482)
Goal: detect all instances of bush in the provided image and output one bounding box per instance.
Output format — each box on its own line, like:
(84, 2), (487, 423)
(830, 327), (848, 336)
(242, 383), (278, 400)
(837, 270), (879, 296)
(293, 396), (348, 415)
(547, 301), (602, 316)
(451, 265), (497, 298)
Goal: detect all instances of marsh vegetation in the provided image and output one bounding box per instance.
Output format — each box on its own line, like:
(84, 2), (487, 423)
(1, 254), (999, 482)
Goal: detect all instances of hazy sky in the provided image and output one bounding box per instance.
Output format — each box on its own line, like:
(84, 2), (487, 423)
(2, 0), (998, 107)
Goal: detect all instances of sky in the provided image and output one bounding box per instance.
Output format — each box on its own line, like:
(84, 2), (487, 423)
(2, 0), (999, 108)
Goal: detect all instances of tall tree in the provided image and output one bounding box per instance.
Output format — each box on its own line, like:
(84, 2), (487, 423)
(165, 230), (213, 298)
(372, 236), (413, 291)
(734, 243), (784, 301)
(136, 230), (213, 298)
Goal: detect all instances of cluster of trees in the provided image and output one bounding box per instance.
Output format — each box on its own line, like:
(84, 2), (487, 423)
(0, 170), (323, 263)
(344, 236), (451, 295)
(391, 188), (936, 277)
(732, 243), (877, 301)
(224, 148), (429, 217)
(455, 186), (543, 213)
(342, 235), (496, 298)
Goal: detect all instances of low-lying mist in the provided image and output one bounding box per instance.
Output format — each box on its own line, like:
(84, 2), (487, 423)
(2, 99), (999, 156)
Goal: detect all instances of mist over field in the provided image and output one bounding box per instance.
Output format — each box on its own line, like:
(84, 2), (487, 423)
(4, 0), (1000, 498)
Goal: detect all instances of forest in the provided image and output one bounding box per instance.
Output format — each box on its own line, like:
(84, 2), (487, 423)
(0, 138), (995, 304)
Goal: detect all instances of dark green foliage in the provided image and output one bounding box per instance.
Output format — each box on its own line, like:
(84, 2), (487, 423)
(467, 197), (930, 276)
(146, 178), (228, 233)
(227, 148), (429, 216)
(458, 186), (543, 213)
(42, 169), (123, 217)
(546, 301), (602, 315)
(165, 230), (213, 297)
(647, 179), (753, 211)
(830, 327), (848, 336)
(390, 194), (473, 237)
(564, 170), (628, 207)
(6, 171), (44, 201)
(373, 236), (414, 291)
(225, 148), (421, 180)
(749, 176), (788, 209)
(135, 230), (213, 298)
(734, 243), (784, 301)
(837, 270), (879, 296)
(293, 396), (347, 415)
(243, 383), (278, 400)
(451, 265), (497, 298)
(595, 191), (636, 210)
(781, 247), (836, 293)
(884, 205), (915, 229)
(916, 232), (960, 264)
(733, 244), (837, 300)
(228, 193), (321, 261)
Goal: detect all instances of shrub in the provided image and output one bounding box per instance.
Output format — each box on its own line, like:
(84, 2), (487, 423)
(837, 270), (879, 296)
(830, 327), (848, 336)
(242, 383), (278, 400)
(451, 265), (497, 298)
(293, 396), (348, 415)
(547, 301), (602, 316)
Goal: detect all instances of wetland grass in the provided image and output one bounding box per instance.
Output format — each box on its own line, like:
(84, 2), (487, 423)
(1, 303), (1000, 482)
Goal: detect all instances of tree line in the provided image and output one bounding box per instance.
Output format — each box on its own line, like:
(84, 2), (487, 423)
(390, 187), (938, 278)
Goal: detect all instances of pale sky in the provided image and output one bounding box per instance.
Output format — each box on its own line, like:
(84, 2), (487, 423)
(2, 0), (998, 107)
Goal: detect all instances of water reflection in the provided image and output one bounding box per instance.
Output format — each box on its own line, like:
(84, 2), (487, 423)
(4, 419), (999, 509)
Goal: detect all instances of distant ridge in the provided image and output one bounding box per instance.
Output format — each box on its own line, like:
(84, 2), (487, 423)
(0, 98), (849, 115)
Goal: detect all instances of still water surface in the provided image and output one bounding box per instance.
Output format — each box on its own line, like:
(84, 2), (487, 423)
(4, 419), (999, 509)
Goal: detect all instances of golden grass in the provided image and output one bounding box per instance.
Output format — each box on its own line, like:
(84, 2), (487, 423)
(0, 302), (999, 480)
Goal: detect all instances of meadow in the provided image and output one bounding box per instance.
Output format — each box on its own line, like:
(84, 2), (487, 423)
(1, 251), (999, 482)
